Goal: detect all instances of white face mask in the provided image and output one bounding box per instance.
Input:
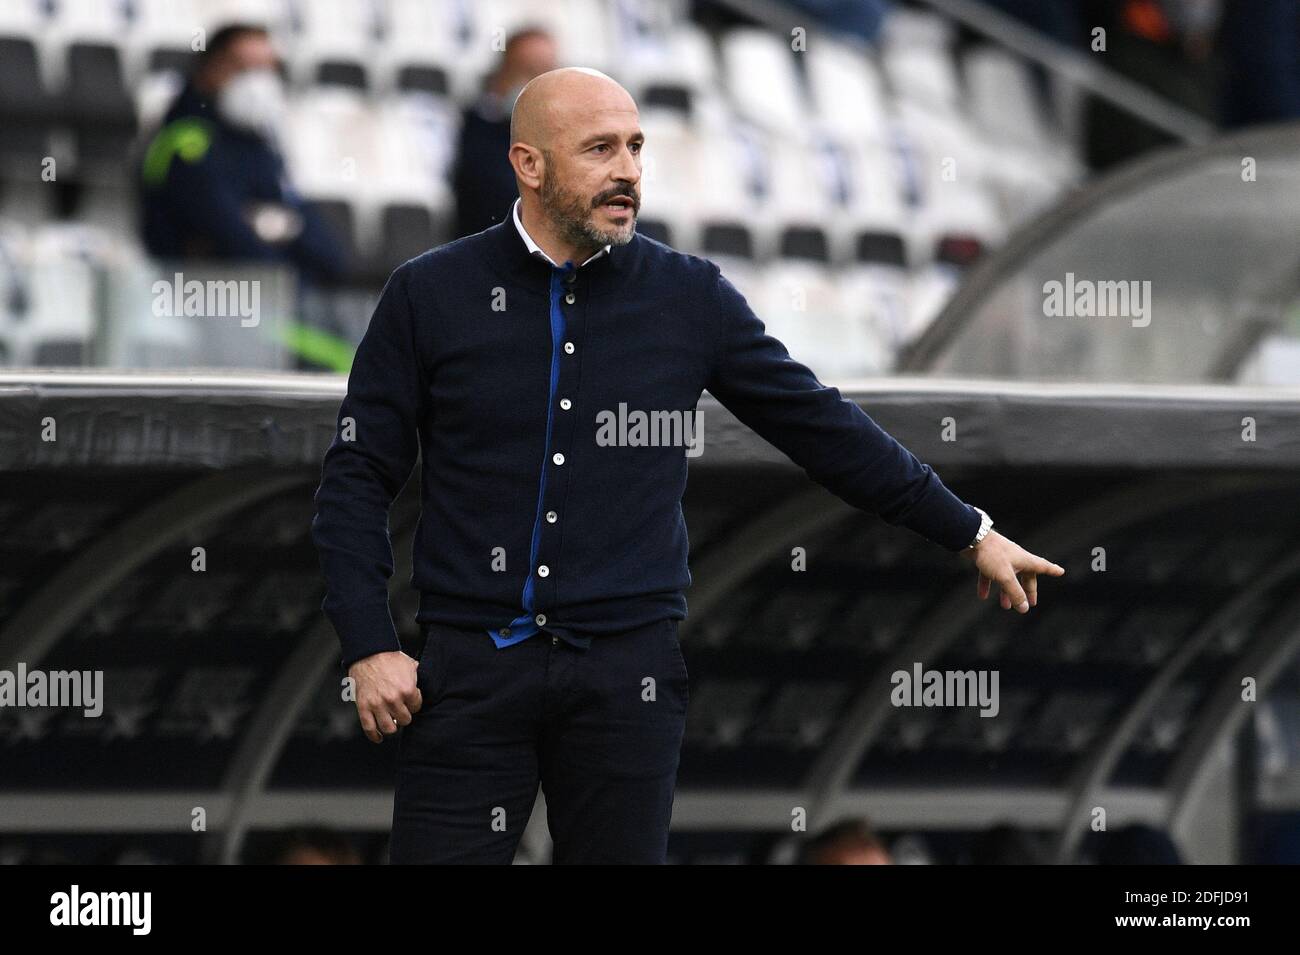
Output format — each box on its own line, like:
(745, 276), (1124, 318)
(217, 68), (286, 137)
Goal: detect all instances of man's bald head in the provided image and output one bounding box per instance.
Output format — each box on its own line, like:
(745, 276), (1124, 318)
(509, 67), (637, 152)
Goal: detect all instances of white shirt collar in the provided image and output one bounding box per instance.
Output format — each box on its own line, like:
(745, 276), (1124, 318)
(512, 198), (610, 269)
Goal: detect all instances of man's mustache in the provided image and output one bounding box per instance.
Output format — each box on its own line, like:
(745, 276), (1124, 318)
(592, 189), (639, 210)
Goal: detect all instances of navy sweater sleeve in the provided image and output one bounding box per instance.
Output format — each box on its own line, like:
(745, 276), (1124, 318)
(311, 263), (427, 668)
(704, 267), (982, 552)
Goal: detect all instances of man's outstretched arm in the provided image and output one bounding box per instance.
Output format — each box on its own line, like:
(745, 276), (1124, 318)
(310, 263), (427, 741)
(702, 267), (1063, 612)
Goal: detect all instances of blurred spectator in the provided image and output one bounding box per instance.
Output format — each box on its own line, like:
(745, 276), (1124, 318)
(980, 0), (1084, 49)
(968, 823), (1048, 864)
(783, 0), (892, 42)
(244, 826), (363, 864)
(798, 818), (894, 864)
(1079, 0), (1221, 169)
(1094, 823), (1184, 864)
(1218, 0), (1300, 127)
(137, 24), (347, 284)
(451, 26), (558, 237)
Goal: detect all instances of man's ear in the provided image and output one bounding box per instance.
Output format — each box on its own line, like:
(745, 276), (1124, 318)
(509, 143), (543, 192)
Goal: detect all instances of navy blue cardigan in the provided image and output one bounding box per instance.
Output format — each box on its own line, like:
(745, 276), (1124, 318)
(311, 217), (982, 668)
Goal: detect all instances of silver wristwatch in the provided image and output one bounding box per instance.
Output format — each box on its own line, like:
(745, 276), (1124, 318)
(967, 506), (993, 549)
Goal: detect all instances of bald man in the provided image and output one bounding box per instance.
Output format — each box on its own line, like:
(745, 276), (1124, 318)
(312, 68), (1063, 864)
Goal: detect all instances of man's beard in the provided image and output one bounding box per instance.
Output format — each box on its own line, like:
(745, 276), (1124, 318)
(539, 171), (638, 253)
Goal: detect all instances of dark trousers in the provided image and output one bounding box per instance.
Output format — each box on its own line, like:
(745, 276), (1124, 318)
(390, 617), (689, 864)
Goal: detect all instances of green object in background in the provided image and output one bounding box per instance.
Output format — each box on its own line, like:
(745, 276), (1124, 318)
(141, 119), (214, 186)
(272, 319), (357, 372)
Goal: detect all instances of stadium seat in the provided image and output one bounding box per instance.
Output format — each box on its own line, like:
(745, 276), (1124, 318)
(719, 27), (809, 140)
(126, 0), (203, 84)
(393, 63), (451, 97)
(541, 0), (614, 75)
(0, 35), (63, 177)
(879, 8), (963, 115)
(806, 38), (892, 147)
(377, 203), (440, 273)
(382, 0), (484, 101)
(838, 262), (910, 373)
(616, 22), (717, 109)
(756, 261), (870, 379)
(6, 226), (100, 366)
(692, 121), (781, 260)
(303, 197), (360, 276)
(637, 109), (707, 253)
(963, 44), (1054, 152)
(287, 0), (378, 91)
(65, 42), (140, 177)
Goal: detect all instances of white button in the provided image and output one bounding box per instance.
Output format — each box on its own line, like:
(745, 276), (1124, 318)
(563, 341), (575, 354)
(564, 292), (575, 305)
(537, 565), (550, 577)
(559, 398), (572, 410)
(552, 452), (564, 465)
(535, 613), (547, 626)
(545, 510), (557, 523)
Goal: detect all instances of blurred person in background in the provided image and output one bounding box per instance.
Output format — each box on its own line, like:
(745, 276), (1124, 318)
(1218, 0), (1300, 127)
(1081, 0), (1221, 168)
(137, 23), (347, 285)
(798, 819), (894, 864)
(451, 26), (558, 238)
(1093, 822), (1184, 864)
(778, 0), (892, 42)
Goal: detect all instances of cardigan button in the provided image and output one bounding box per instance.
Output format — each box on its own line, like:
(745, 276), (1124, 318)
(552, 452), (564, 465)
(563, 341), (574, 354)
(498, 628), (511, 638)
(564, 292), (576, 305)
(535, 613), (547, 626)
(559, 398), (571, 410)
(562, 271), (576, 285)
(545, 510), (557, 523)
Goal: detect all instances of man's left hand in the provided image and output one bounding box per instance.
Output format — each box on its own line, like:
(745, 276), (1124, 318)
(958, 530), (1064, 613)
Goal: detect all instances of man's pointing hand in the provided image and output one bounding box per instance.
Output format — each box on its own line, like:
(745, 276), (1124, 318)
(958, 530), (1064, 613)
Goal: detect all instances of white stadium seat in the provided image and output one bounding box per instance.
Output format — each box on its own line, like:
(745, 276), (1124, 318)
(755, 261), (871, 380)
(963, 44), (1053, 151)
(719, 27), (809, 141)
(806, 38), (892, 147)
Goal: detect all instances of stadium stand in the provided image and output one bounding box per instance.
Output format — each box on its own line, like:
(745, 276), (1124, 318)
(0, 0), (1080, 374)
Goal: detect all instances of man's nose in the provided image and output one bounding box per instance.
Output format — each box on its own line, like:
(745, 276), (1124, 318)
(613, 145), (641, 186)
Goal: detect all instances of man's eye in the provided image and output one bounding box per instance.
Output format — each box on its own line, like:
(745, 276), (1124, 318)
(592, 144), (608, 153)
(630, 142), (642, 153)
